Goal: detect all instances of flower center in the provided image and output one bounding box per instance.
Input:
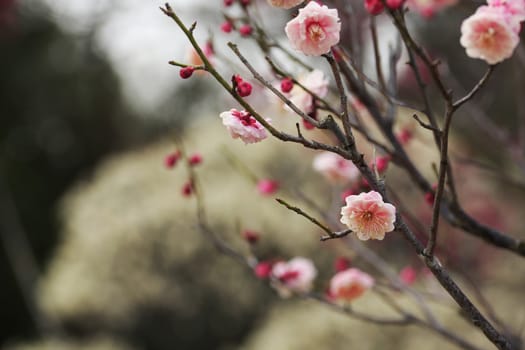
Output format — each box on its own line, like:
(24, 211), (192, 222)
(307, 23), (326, 42)
(479, 26), (497, 47)
(233, 110), (258, 127)
(361, 211), (373, 222)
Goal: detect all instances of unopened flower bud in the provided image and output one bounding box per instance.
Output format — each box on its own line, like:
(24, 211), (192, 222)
(239, 23), (253, 37)
(257, 179), (279, 195)
(364, 0), (384, 15)
(334, 257), (351, 272)
(188, 153), (203, 166)
(182, 181), (194, 197)
(280, 78), (294, 93)
(374, 155), (390, 173)
(255, 261), (273, 279)
(386, 0), (404, 9)
(242, 229), (259, 244)
(164, 151), (181, 169)
(397, 128), (413, 145)
(399, 266), (417, 285)
(220, 21), (233, 33)
(179, 66), (195, 79)
(236, 81), (252, 97)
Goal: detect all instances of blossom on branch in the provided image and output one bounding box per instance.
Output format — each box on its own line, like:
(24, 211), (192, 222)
(460, 6), (520, 64)
(340, 191), (396, 240)
(285, 1), (341, 56)
(272, 257), (317, 296)
(329, 268), (374, 302)
(287, 69), (328, 114)
(487, 0), (525, 22)
(220, 109), (269, 144)
(313, 152), (359, 184)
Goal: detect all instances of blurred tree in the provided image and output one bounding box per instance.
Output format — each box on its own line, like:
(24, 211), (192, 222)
(0, 1), (156, 344)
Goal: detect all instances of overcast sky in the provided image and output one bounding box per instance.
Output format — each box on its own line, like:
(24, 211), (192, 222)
(34, 0), (213, 114)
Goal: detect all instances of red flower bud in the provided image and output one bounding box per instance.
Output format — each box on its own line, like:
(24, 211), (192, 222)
(164, 151), (181, 169)
(334, 257), (351, 272)
(220, 21), (233, 33)
(188, 153), (203, 166)
(182, 181), (194, 197)
(236, 81), (252, 97)
(364, 0), (384, 15)
(179, 66), (195, 79)
(397, 128), (413, 145)
(374, 155), (390, 173)
(239, 24), (253, 37)
(242, 229), (259, 244)
(386, 0), (404, 9)
(257, 179), (279, 195)
(399, 266), (417, 285)
(280, 78), (294, 93)
(254, 261), (273, 279)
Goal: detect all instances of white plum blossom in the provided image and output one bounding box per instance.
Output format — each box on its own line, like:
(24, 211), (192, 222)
(313, 152), (359, 184)
(220, 109), (269, 144)
(271, 257), (317, 296)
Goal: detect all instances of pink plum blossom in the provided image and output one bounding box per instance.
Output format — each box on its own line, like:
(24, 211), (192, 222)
(487, 0), (525, 22)
(287, 69), (329, 114)
(313, 152), (360, 184)
(340, 191), (396, 240)
(267, 0), (304, 9)
(329, 268), (374, 302)
(476, 5), (522, 33)
(220, 109), (269, 144)
(272, 257), (317, 295)
(285, 1), (341, 56)
(460, 6), (520, 64)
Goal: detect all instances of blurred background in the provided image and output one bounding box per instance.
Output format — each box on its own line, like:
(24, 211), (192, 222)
(1, 0), (524, 349)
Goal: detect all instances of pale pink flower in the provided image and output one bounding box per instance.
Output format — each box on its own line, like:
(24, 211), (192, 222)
(267, 0), (304, 9)
(287, 69), (329, 114)
(476, 5), (522, 33)
(272, 257), (317, 295)
(460, 7), (520, 64)
(313, 152), (359, 184)
(340, 191), (396, 240)
(220, 109), (269, 144)
(329, 268), (374, 302)
(487, 0), (525, 22)
(285, 1), (341, 56)
(407, 0), (457, 18)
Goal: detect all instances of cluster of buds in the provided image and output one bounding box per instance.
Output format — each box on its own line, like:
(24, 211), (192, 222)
(233, 75), (253, 97)
(164, 150), (203, 198)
